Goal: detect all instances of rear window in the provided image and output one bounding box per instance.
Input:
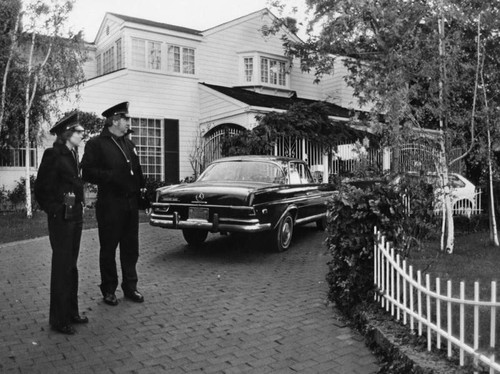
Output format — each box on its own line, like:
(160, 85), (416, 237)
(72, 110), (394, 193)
(199, 161), (285, 183)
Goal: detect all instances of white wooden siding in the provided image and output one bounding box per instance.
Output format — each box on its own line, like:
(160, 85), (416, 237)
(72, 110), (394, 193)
(55, 70), (201, 180)
(199, 13), (324, 101)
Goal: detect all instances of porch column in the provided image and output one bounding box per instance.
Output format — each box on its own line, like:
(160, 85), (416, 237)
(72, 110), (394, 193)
(323, 153), (329, 184)
(383, 147), (391, 172)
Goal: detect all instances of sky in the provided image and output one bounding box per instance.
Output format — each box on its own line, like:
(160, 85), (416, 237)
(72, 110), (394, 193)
(66, 0), (312, 42)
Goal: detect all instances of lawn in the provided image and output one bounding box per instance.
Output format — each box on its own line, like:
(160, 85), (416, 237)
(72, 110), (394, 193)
(405, 229), (500, 366)
(0, 209), (151, 245)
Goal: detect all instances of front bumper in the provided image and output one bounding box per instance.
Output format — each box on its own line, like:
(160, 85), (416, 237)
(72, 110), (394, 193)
(149, 211), (272, 233)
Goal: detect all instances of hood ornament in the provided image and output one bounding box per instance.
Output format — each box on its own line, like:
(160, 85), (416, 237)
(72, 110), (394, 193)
(195, 193), (205, 202)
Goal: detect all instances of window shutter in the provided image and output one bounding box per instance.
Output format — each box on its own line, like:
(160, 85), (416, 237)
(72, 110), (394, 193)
(164, 119), (179, 184)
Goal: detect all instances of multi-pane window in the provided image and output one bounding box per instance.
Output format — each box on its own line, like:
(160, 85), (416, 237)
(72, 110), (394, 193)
(167, 46), (180, 72)
(130, 118), (163, 181)
(116, 38), (122, 69)
(244, 57), (253, 82)
(260, 58), (269, 83)
(148, 41), (161, 70)
(182, 48), (195, 74)
(131, 38), (146, 68)
(260, 57), (286, 86)
(102, 46), (115, 74)
(168, 45), (195, 74)
(96, 54), (102, 76)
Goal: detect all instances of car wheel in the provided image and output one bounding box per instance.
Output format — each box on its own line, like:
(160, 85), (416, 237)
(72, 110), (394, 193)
(182, 229), (208, 246)
(272, 212), (294, 252)
(316, 215), (327, 231)
(453, 200), (473, 218)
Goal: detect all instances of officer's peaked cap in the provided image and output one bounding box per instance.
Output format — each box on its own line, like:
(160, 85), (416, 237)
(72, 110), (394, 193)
(49, 112), (80, 135)
(102, 101), (129, 118)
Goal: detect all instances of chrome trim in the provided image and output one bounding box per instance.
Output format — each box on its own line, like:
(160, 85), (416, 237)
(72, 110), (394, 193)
(150, 218), (271, 233)
(152, 202), (255, 211)
(295, 213), (326, 225)
(149, 213), (260, 226)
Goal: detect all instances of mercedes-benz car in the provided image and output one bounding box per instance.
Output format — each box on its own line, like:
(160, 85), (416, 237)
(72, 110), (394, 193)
(149, 155), (332, 251)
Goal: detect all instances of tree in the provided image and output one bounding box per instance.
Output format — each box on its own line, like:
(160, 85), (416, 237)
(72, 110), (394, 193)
(1, 0), (87, 217)
(221, 101), (378, 163)
(268, 0), (500, 252)
(0, 0), (22, 133)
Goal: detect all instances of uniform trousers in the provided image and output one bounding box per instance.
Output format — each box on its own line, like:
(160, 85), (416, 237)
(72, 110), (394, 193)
(96, 196), (139, 296)
(47, 208), (83, 327)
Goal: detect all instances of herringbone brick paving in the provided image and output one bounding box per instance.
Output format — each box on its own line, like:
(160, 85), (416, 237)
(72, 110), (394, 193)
(0, 222), (380, 373)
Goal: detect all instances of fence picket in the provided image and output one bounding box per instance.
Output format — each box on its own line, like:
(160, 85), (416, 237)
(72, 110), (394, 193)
(396, 253), (401, 321)
(418, 271), (423, 336)
(381, 236), (386, 308)
(385, 241), (390, 312)
(426, 274), (431, 351)
(437, 278), (441, 349)
(447, 280), (452, 358)
(373, 228), (500, 373)
(460, 282), (465, 366)
(491, 281), (497, 374)
(410, 265), (415, 331)
(403, 260), (407, 325)
(474, 282), (479, 374)
(391, 245), (395, 317)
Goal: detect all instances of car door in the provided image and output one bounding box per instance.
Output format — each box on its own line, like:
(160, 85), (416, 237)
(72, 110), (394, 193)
(289, 161), (324, 220)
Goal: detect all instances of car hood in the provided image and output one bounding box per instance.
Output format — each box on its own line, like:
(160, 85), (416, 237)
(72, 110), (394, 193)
(156, 181), (272, 205)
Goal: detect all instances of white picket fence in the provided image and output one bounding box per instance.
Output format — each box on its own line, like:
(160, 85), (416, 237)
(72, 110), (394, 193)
(374, 227), (500, 373)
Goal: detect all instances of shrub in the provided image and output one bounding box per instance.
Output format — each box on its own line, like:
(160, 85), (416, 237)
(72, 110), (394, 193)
(325, 176), (438, 314)
(144, 178), (169, 203)
(8, 175), (39, 211)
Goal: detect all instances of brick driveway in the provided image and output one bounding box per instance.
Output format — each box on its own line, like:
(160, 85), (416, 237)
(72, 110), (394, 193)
(0, 222), (380, 373)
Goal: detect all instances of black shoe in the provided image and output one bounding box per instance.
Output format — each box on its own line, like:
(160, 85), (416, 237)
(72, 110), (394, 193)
(103, 293), (118, 306)
(124, 290), (144, 303)
(71, 315), (89, 324)
(52, 324), (76, 335)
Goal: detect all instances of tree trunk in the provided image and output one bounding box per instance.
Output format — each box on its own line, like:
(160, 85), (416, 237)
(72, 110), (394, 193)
(0, 9), (21, 131)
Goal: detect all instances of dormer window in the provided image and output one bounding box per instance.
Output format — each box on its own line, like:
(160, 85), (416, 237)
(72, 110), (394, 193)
(167, 45), (195, 74)
(244, 57), (253, 82)
(95, 38), (122, 77)
(132, 38), (162, 70)
(239, 52), (289, 88)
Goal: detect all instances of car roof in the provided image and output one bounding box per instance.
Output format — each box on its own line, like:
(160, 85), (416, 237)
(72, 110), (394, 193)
(210, 155), (304, 163)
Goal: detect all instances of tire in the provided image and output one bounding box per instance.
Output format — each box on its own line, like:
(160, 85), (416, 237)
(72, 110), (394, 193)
(271, 212), (294, 252)
(316, 215), (327, 231)
(182, 229), (208, 246)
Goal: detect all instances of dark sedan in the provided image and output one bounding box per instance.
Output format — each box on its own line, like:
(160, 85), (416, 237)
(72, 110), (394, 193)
(149, 155), (332, 251)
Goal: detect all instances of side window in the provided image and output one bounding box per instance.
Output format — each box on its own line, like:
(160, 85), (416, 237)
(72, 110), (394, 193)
(289, 163), (313, 184)
(297, 163), (313, 184)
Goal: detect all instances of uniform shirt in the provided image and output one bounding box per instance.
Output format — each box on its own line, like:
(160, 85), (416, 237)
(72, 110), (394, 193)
(81, 126), (144, 199)
(35, 142), (84, 217)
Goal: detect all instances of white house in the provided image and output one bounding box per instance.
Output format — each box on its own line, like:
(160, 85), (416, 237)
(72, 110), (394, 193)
(1, 8), (368, 190)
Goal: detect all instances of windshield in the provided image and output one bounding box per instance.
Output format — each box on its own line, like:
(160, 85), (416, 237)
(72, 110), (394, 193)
(198, 161), (286, 184)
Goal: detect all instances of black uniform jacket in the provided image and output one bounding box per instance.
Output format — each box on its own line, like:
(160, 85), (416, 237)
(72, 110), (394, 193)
(81, 127), (145, 199)
(35, 143), (84, 217)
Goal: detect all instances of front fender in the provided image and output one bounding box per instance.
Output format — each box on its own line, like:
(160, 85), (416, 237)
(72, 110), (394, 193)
(272, 205), (298, 230)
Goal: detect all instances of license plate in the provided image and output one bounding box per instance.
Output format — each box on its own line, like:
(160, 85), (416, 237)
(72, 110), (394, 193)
(188, 207), (209, 221)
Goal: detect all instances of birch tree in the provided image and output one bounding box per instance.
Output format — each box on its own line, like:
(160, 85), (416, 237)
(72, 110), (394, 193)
(3, 0), (86, 217)
(269, 0), (500, 252)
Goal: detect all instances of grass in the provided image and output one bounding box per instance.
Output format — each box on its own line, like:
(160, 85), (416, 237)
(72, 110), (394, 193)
(405, 230), (500, 366)
(0, 209), (151, 245)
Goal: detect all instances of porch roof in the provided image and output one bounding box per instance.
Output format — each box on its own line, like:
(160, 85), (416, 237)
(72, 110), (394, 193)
(200, 83), (361, 119)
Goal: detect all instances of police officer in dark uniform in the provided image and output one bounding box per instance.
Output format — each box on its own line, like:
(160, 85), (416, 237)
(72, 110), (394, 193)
(35, 112), (89, 335)
(81, 102), (145, 306)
